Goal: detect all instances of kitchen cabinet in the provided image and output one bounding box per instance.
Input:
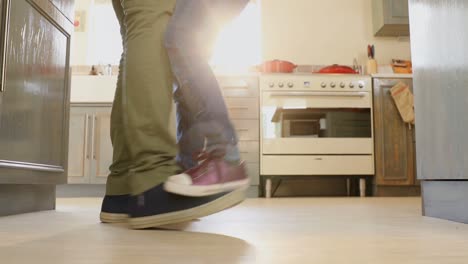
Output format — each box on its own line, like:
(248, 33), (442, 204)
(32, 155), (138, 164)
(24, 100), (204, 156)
(67, 75), (260, 191)
(372, 0), (410, 37)
(373, 78), (419, 196)
(68, 108), (90, 183)
(217, 75), (260, 186)
(0, 0), (74, 216)
(68, 105), (112, 184)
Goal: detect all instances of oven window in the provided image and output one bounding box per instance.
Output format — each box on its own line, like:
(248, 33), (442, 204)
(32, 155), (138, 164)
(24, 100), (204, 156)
(262, 107), (372, 139)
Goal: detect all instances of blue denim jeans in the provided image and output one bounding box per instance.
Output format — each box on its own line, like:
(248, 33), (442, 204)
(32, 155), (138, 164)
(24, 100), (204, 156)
(165, 0), (249, 169)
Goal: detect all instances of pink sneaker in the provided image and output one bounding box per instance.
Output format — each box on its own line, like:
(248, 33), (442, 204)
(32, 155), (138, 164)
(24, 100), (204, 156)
(164, 153), (250, 197)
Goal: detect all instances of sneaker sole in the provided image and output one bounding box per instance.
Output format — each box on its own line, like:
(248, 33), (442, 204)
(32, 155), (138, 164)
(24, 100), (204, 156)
(129, 188), (246, 229)
(164, 178), (250, 197)
(100, 212), (129, 223)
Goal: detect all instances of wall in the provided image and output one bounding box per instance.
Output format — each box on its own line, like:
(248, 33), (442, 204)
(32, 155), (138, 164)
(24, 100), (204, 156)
(261, 0), (412, 66)
(71, 0), (93, 65)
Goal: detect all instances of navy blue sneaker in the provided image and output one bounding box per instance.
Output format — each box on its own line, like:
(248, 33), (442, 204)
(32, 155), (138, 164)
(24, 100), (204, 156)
(100, 194), (130, 223)
(128, 184), (246, 229)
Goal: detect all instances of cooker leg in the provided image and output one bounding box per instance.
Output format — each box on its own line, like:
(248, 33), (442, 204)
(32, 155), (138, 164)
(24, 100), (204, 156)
(359, 178), (366, 197)
(265, 178), (272, 199)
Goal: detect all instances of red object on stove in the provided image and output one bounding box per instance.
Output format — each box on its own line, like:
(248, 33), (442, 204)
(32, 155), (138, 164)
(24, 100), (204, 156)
(318, 64), (357, 74)
(257, 60), (297, 73)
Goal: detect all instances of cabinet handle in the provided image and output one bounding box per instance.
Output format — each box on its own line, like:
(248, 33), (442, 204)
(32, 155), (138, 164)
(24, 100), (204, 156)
(93, 116), (98, 159)
(236, 128), (249, 132)
(86, 115), (94, 160)
(0, 0), (11, 93)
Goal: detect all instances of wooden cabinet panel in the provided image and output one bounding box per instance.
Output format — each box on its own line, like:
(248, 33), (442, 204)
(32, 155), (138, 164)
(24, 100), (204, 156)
(389, 0), (409, 22)
(217, 76), (259, 98)
(232, 119), (259, 141)
(373, 78), (415, 186)
(49, 0), (74, 21)
(68, 109), (90, 183)
(246, 163), (260, 186)
(0, 0), (71, 184)
(238, 141), (259, 164)
(91, 111), (112, 184)
(68, 106), (112, 184)
(373, 0), (409, 36)
(225, 98), (259, 119)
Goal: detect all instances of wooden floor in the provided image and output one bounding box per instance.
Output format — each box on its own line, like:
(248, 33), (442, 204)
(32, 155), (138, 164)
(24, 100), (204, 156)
(1, 197), (468, 263)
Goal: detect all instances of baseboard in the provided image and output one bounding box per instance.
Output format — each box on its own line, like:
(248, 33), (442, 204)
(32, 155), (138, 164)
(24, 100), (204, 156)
(373, 185), (421, 197)
(0, 184), (56, 216)
(422, 181), (468, 224)
(56, 184), (106, 197)
(57, 184), (260, 198)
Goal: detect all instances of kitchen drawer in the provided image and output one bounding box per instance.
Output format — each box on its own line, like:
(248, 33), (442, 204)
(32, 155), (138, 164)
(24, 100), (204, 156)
(232, 120), (259, 141)
(246, 162), (260, 185)
(261, 155), (375, 175)
(238, 141), (259, 163)
(225, 98), (259, 119)
(217, 76), (259, 98)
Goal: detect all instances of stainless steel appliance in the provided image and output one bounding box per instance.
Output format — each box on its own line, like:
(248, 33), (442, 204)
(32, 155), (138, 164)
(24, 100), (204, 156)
(260, 73), (374, 197)
(410, 0), (468, 223)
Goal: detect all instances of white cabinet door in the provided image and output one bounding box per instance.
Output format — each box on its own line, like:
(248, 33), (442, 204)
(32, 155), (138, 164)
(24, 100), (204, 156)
(90, 109), (113, 184)
(68, 108), (91, 184)
(388, 0), (409, 23)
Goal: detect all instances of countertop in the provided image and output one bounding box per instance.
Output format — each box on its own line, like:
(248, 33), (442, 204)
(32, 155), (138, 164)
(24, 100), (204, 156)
(70, 73), (259, 103)
(70, 75), (117, 103)
(71, 72), (412, 104)
(371, 73), (413, 79)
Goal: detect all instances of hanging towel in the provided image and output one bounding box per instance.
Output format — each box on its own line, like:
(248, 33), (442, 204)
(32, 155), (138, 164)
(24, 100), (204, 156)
(390, 82), (415, 125)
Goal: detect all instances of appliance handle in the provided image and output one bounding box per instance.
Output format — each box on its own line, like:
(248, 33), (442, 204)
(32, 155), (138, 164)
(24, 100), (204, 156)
(269, 91), (367, 98)
(0, 0), (11, 93)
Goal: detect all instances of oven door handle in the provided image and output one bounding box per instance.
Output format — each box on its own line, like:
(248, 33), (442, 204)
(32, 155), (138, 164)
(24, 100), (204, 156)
(269, 92), (367, 98)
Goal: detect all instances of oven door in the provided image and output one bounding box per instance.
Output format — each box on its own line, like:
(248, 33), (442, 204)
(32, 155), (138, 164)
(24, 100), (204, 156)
(261, 91), (373, 154)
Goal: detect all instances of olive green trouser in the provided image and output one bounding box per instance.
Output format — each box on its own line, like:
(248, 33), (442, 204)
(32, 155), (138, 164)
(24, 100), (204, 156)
(106, 0), (181, 195)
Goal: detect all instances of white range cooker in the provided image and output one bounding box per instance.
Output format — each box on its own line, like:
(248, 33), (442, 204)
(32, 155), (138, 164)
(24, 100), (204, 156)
(259, 73), (374, 197)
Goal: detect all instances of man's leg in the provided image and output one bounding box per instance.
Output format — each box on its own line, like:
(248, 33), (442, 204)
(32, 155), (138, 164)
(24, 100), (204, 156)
(119, 0), (181, 195)
(100, 0), (134, 224)
(106, 0), (132, 196)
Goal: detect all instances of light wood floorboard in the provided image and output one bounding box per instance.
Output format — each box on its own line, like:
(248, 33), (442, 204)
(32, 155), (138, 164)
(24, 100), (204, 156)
(1, 197), (468, 263)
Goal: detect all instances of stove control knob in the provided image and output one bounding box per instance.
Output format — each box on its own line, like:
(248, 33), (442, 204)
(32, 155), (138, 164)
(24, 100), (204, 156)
(278, 82), (284, 88)
(349, 83), (355, 88)
(359, 82), (365, 89)
(340, 82), (346, 88)
(321, 82), (327, 88)
(288, 82), (294, 88)
(330, 82), (336, 88)
(269, 82), (275, 88)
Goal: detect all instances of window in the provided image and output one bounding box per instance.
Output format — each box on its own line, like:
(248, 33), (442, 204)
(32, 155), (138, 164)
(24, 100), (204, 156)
(210, 2), (262, 73)
(87, 0), (122, 65)
(71, 0), (262, 72)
